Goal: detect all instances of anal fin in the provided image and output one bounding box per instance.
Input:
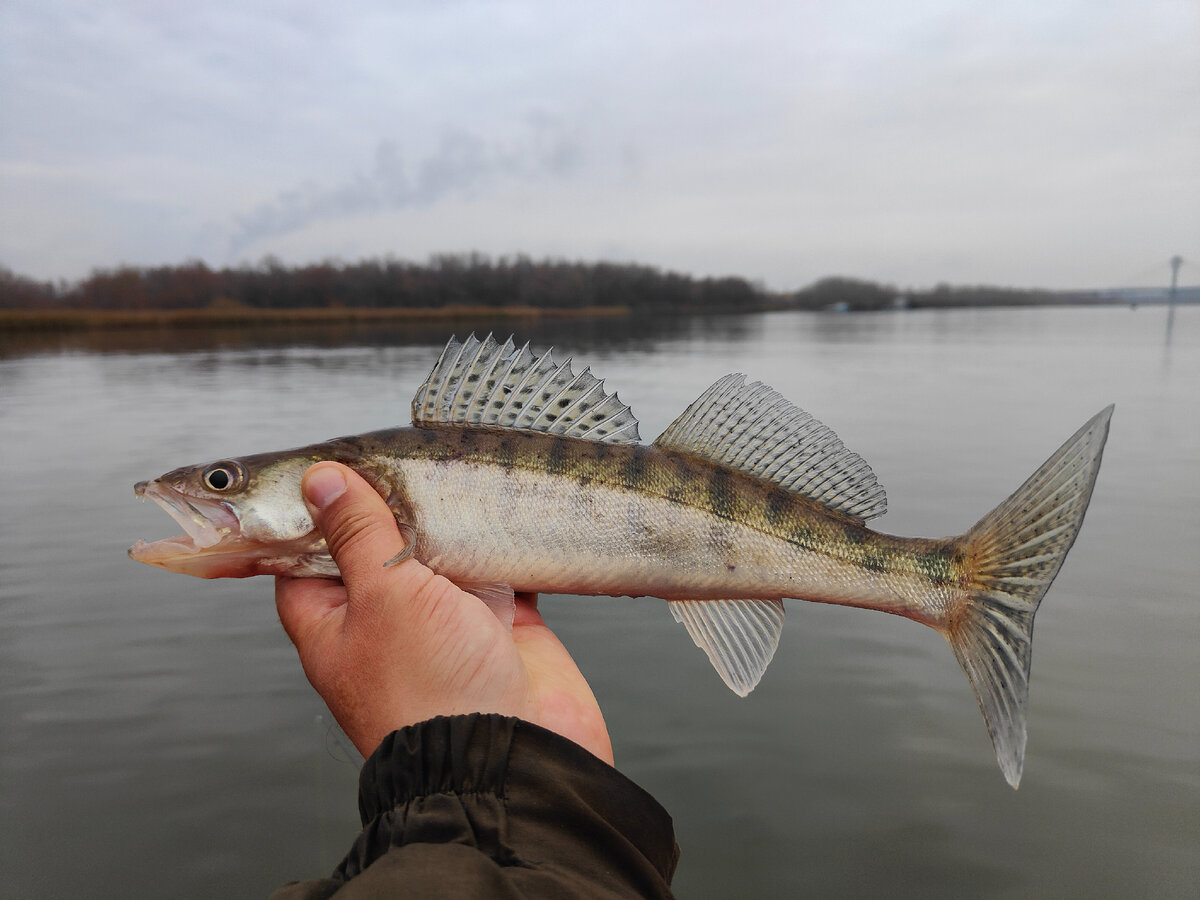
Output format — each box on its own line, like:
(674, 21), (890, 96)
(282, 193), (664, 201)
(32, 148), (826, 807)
(667, 598), (785, 696)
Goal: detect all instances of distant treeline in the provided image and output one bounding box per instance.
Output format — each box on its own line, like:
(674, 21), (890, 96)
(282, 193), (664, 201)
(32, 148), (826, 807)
(0, 255), (765, 314)
(2, 255), (1080, 319)
(791, 276), (1067, 311)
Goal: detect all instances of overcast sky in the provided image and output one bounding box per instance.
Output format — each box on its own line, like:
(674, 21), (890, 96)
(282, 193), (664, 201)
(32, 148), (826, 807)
(2, 0), (1197, 290)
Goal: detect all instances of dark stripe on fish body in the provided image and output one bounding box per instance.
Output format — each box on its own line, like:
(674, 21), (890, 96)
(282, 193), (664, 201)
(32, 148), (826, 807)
(662, 453), (693, 504)
(494, 437), (517, 469)
(917, 546), (958, 585)
(544, 437), (569, 475)
(671, 452), (694, 481)
(621, 446), (647, 488)
(789, 523), (817, 548)
(860, 550), (889, 573)
(765, 488), (790, 527)
(706, 466), (736, 521)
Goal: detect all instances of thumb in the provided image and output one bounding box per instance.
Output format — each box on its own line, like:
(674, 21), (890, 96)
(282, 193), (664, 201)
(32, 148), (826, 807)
(302, 462), (411, 587)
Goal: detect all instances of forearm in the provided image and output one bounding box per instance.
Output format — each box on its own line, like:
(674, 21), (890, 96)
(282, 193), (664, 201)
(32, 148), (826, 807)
(273, 714), (678, 899)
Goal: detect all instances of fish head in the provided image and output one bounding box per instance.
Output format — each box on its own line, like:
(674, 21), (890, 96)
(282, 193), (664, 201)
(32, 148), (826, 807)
(129, 452), (338, 579)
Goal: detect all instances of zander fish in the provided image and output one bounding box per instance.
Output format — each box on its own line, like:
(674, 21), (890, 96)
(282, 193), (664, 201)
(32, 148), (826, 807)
(130, 334), (1112, 787)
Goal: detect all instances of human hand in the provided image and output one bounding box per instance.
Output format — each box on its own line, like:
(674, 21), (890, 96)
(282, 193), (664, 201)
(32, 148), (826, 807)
(274, 462), (613, 764)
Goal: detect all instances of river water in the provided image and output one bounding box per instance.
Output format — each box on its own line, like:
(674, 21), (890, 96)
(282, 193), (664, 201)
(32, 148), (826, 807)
(1, 306), (1196, 897)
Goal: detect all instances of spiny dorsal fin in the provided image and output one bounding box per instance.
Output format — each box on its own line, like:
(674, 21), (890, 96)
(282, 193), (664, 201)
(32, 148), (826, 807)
(654, 374), (887, 522)
(412, 334), (641, 443)
(668, 598), (785, 696)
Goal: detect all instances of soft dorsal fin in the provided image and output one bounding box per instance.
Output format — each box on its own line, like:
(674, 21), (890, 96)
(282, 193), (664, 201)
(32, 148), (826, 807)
(654, 374), (887, 522)
(412, 334), (641, 443)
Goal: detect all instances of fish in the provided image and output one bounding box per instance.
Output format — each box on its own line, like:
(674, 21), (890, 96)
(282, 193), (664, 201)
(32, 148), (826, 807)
(130, 333), (1112, 787)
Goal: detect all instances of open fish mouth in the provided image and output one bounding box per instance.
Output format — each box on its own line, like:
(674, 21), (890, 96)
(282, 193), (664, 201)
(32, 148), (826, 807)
(129, 480), (242, 564)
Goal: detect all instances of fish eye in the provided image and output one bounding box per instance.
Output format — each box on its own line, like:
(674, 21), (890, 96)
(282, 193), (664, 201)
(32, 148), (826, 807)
(202, 461), (244, 492)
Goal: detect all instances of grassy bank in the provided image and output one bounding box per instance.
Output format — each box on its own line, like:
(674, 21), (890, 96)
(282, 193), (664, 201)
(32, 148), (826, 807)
(0, 304), (632, 332)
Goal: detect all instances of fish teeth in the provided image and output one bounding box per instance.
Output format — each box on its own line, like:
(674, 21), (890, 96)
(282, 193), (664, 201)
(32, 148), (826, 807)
(139, 481), (240, 550)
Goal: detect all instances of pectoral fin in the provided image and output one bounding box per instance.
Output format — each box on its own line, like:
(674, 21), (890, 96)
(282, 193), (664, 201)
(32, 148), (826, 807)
(382, 519), (417, 568)
(668, 598), (785, 696)
(456, 581), (517, 630)
(376, 505), (515, 629)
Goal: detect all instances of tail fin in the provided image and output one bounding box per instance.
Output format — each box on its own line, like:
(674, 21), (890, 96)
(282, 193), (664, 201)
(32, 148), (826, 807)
(949, 406), (1113, 788)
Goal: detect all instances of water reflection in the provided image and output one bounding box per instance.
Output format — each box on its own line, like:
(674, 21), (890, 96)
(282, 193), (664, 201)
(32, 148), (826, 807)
(0, 310), (765, 360)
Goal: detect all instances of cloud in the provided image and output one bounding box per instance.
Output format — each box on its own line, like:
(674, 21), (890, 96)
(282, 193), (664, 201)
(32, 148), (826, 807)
(230, 116), (584, 256)
(2, 1), (1195, 286)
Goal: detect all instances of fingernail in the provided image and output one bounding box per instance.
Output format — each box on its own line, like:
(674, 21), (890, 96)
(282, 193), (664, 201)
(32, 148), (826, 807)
(304, 465), (346, 508)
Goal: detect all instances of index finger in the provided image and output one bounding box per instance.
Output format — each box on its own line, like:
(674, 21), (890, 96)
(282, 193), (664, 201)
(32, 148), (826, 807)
(274, 574), (348, 648)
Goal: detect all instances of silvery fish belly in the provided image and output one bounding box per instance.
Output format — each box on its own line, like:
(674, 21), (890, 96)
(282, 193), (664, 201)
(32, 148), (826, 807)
(130, 334), (1112, 788)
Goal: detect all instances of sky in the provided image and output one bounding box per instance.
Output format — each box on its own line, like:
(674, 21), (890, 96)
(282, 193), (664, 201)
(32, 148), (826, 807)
(2, 0), (1197, 291)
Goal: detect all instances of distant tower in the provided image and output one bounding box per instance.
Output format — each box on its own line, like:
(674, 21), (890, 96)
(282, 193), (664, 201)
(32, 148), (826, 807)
(1169, 255), (1182, 298)
(1166, 255), (1183, 337)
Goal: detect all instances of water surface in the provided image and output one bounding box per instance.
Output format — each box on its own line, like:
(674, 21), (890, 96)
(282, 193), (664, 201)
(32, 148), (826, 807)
(1, 307), (1196, 897)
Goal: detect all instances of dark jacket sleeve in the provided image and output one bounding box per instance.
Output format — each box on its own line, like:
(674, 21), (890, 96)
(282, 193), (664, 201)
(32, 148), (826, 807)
(271, 714), (679, 899)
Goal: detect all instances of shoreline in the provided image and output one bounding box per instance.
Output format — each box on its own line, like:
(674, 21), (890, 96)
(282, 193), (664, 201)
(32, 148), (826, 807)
(0, 304), (633, 332)
(2, 298), (1192, 335)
